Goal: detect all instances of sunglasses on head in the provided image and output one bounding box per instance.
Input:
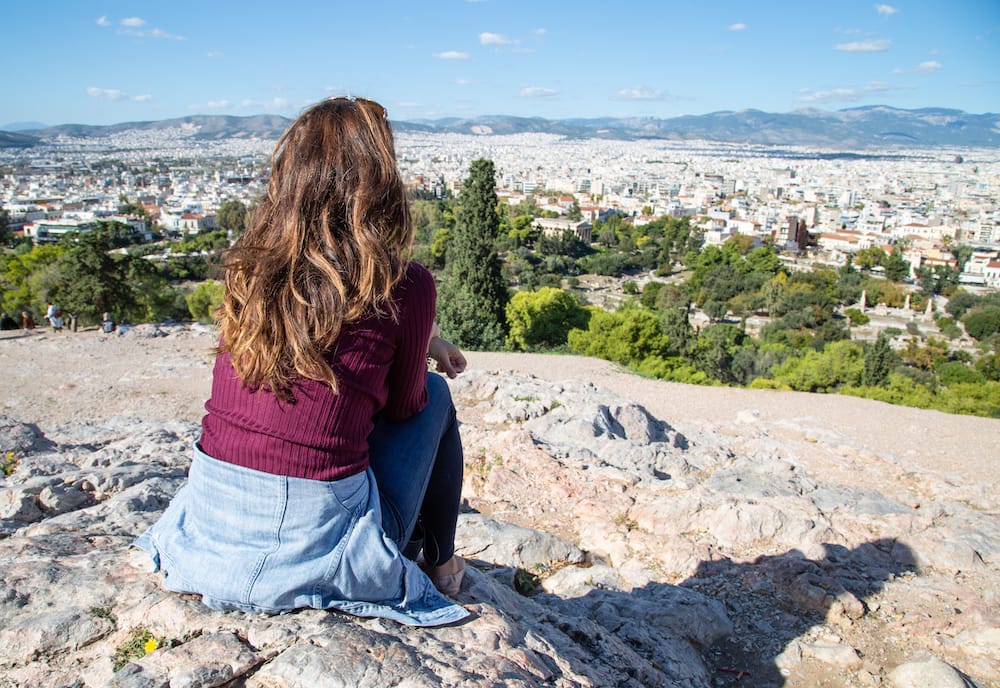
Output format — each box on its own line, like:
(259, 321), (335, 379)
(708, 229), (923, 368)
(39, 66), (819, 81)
(328, 95), (387, 120)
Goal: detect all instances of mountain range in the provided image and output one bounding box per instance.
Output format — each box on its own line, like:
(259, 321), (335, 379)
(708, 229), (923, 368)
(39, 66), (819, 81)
(2, 106), (998, 149)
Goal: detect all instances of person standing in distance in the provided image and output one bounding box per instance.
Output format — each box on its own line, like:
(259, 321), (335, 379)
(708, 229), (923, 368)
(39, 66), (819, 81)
(135, 97), (469, 626)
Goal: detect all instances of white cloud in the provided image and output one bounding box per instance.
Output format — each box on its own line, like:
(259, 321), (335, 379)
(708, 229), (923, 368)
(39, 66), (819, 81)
(729, 22), (746, 31)
(894, 60), (942, 74)
(207, 51), (224, 59)
(533, 28), (546, 36)
(96, 16), (110, 27)
(114, 16), (184, 40)
(433, 50), (470, 60)
(236, 97), (292, 111)
(455, 77), (472, 86)
(799, 81), (891, 103)
(480, 32), (514, 46)
(148, 28), (184, 40)
(615, 87), (664, 101)
(87, 87), (128, 101)
(519, 86), (558, 98)
(834, 39), (891, 53)
(86, 86), (154, 103)
(875, 4), (898, 16)
(206, 100), (231, 109)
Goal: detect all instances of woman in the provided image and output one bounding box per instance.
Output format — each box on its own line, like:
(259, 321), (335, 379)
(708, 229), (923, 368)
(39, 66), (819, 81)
(135, 97), (469, 627)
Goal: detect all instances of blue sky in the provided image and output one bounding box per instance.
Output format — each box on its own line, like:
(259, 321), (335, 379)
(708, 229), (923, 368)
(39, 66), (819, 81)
(2, 1), (998, 127)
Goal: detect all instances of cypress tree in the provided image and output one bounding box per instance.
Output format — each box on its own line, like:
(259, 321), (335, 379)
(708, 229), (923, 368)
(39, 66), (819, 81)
(437, 158), (509, 350)
(863, 331), (895, 387)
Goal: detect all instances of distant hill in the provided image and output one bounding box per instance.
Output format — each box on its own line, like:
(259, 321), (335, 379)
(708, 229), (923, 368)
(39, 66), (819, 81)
(397, 106), (1000, 148)
(23, 114), (292, 141)
(0, 131), (41, 149)
(1, 121), (48, 132)
(3, 106), (998, 149)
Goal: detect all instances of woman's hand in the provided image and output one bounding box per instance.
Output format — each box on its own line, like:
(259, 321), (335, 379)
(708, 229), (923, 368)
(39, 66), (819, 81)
(427, 336), (467, 379)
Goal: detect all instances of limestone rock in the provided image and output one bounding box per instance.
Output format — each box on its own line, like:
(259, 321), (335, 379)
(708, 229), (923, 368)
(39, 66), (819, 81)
(1, 351), (998, 688)
(888, 656), (982, 688)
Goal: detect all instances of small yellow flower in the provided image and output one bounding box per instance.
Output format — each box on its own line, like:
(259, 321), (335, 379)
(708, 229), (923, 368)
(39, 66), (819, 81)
(5, 452), (13, 460)
(144, 637), (159, 654)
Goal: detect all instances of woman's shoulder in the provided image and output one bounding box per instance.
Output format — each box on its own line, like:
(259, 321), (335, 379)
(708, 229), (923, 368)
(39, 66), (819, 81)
(400, 261), (435, 295)
(404, 260), (432, 280)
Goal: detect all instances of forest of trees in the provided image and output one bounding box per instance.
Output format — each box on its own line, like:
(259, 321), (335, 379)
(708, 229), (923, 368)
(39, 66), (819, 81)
(402, 170), (1000, 418)
(4, 175), (999, 418)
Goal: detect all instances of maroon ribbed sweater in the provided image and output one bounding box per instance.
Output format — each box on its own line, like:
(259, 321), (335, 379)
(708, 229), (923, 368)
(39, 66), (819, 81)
(199, 262), (436, 481)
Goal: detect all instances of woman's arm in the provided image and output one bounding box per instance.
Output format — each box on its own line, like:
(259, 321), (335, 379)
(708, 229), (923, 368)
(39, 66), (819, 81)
(382, 265), (436, 421)
(427, 331), (466, 379)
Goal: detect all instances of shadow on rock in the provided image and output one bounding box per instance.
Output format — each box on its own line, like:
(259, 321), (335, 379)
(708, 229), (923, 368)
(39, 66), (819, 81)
(681, 538), (918, 687)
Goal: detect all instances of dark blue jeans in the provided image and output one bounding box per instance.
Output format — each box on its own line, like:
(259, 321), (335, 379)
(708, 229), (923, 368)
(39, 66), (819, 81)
(368, 373), (464, 567)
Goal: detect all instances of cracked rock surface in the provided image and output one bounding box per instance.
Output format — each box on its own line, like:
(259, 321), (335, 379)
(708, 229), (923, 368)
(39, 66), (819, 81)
(0, 326), (997, 687)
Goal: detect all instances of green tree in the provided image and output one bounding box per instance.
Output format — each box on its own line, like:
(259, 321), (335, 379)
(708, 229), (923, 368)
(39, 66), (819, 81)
(505, 287), (590, 351)
(639, 281), (665, 309)
(770, 340), (865, 392)
(948, 243), (974, 272)
(916, 265), (958, 296)
(127, 255), (185, 322)
(862, 332), (895, 387)
(0, 207), (10, 246)
(854, 246), (887, 271)
(882, 247), (910, 282)
(215, 199), (249, 236)
(568, 307), (673, 366)
(745, 245), (782, 275)
(186, 280), (225, 322)
(506, 214), (539, 248)
(962, 306), (1000, 341)
(117, 195), (150, 220)
(0, 243), (64, 316)
(47, 232), (136, 325)
(691, 323), (745, 383)
(844, 308), (870, 326)
(566, 200), (582, 221)
(936, 361), (985, 386)
(577, 250), (628, 276)
(436, 159), (509, 350)
(945, 291), (980, 319)
(428, 227), (452, 268)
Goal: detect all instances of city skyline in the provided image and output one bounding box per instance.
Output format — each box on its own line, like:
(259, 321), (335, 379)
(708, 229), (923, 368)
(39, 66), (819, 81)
(2, 0), (998, 128)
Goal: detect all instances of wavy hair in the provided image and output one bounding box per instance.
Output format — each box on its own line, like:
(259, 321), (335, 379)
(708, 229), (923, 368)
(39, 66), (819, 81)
(216, 97), (412, 400)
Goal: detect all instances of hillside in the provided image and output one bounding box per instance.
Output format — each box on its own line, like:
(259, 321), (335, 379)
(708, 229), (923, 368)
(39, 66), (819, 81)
(5, 105), (998, 149)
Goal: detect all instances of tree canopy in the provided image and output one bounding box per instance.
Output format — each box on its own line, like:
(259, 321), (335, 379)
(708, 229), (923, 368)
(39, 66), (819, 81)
(505, 287), (589, 351)
(436, 159), (509, 350)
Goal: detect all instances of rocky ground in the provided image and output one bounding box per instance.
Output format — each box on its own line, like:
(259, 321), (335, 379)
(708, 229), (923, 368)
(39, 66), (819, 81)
(0, 324), (997, 687)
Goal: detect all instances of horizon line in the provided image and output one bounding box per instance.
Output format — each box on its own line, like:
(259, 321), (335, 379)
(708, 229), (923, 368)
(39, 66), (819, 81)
(4, 103), (998, 131)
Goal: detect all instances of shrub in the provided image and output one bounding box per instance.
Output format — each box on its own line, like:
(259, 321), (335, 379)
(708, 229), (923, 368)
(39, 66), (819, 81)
(748, 378), (790, 390)
(937, 361), (986, 386)
(568, 307), (672, 365)
(770, 340), (865, 392)
(185, 280), (224, 323)
(962, 306), (1000, 341)
(844, 307), (870, 326)
(505, 287), (590, 351)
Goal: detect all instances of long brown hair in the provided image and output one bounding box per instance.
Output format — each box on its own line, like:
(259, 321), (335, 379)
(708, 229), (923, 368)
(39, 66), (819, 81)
(216, 97), (412, 399)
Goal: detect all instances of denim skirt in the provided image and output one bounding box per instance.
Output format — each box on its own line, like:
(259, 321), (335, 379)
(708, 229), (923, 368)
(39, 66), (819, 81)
(134, 443), (468, 627)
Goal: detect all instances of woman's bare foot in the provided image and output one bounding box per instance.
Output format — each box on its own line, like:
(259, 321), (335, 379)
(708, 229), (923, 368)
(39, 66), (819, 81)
(426, 555), (466, 596)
